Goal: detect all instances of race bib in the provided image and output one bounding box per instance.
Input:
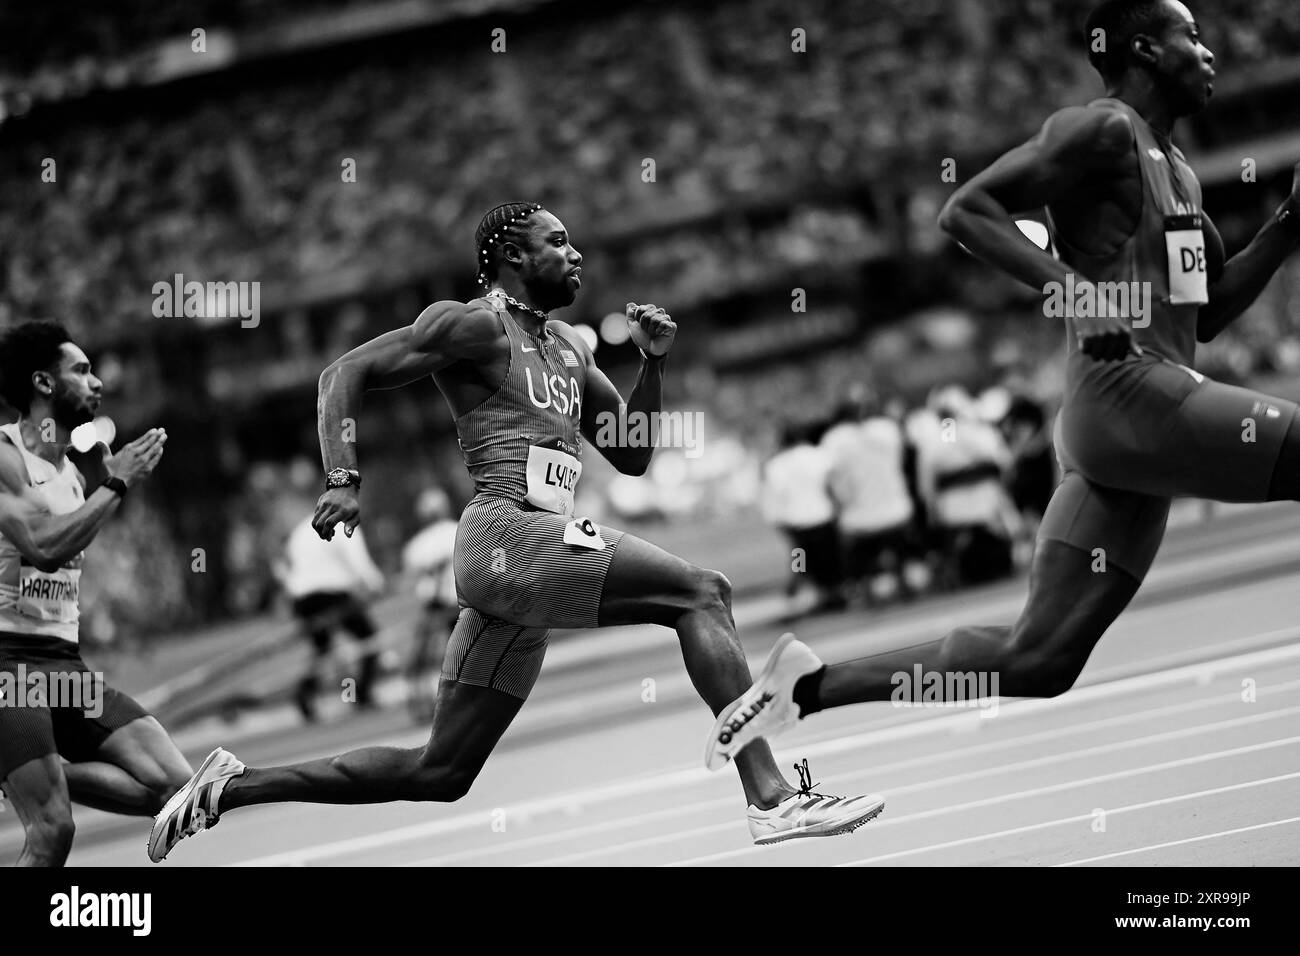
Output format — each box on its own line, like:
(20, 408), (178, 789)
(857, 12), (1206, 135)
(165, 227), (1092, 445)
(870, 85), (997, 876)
(1165, 215), (1208, 306)
(563, 517), (606, 551)
(18, 557), (81, 625)
(525, 440), (582, 516)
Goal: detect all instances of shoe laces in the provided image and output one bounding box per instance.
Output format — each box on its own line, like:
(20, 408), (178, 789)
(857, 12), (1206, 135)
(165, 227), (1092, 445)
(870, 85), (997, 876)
(793, 758), (835, 800)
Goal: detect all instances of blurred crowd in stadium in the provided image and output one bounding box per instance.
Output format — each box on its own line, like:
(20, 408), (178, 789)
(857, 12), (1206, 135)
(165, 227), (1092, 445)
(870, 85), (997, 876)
(5, 0), (1300, 332)
(2, 0), (1299, 656)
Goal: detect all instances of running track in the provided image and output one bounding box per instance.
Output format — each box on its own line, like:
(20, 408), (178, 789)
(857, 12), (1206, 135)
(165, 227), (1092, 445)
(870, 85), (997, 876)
(8, 504), (1299, 867)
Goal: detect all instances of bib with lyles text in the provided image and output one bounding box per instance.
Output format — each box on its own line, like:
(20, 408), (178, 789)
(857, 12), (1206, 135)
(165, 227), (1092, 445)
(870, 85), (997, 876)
(525, 438), (582, 516)
(1165, 213), (1208, 306)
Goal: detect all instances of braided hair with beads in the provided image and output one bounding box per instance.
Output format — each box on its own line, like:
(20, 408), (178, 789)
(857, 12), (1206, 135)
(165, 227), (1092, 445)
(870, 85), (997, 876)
(474, 201), (546, 289)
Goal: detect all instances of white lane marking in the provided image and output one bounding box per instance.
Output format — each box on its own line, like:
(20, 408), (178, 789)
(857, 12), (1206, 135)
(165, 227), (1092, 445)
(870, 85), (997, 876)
(404, 693), (1300, 867)
(232, 635), (1300, 866)
(835, 772), (1300, 867)
(540, 735), (1300, 866)
(1054, 816), (1300, 866)
(208, 579), (1299, 781)
(666, 710), (1300, 868)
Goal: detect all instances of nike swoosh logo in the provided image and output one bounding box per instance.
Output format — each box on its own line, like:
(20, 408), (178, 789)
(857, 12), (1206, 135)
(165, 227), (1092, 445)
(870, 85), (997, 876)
(522, 346), (538, 353)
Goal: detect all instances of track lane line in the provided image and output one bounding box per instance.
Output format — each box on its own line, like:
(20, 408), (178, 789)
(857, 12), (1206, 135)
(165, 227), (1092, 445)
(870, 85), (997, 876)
(1054, 816), (1300, 866)
(231, 634), (1300, 866)
(403, 695), (1300, 866)
(834, 772), (1300, 867)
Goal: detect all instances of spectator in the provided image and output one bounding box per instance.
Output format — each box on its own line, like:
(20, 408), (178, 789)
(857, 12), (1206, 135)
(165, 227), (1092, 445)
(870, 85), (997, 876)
(274, 512), (386, 722)
(912, 387), (1020, 586)
(760, 422), (845, 615)
(400, 487), (460, 723)
(820, 397), (918, 605)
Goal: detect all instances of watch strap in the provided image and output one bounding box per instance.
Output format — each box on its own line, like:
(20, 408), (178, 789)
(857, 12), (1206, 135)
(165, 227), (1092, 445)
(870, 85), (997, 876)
(325, 467), (361, 490)
(102, 476), (128, 498)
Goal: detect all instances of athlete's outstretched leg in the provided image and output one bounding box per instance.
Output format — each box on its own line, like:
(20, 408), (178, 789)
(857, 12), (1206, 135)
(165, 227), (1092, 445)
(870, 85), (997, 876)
(705, 474), (1166, 768)
(221, 681), (521, 810)
(802, 539), (1139, 713)
(597, 532), (795, 809)
(217, 605), (539, 812)
(150, 664), (527, 860)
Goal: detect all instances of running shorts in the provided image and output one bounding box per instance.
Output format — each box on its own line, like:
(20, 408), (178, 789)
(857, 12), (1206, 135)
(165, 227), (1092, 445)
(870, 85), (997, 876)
(444, 497), (625, 699)
(0, 633), (150, 782)
(1041, 354), (1297, 579)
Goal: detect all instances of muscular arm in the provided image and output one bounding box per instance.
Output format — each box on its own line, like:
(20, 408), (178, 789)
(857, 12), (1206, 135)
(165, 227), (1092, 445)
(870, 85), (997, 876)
(577, 338), (665, 477)
(938, 106), (1135, 292)
(1197, 204), (1300, 342)
(0, 440), (120, 573)
(317, 300), (499, 473)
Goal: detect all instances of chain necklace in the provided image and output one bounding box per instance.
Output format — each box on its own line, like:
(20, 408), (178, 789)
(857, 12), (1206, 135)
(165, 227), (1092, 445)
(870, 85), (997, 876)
(487, 288), (549, 325)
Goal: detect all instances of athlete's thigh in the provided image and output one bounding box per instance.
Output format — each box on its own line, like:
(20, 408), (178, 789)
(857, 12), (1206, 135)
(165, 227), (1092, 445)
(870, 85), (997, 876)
(93, 714), (192, 786)
(441, 606), (550, 700)
(598, 530), (713, 628)
(1066, 362), (1299, 501)
(455, 501), (624, 628)
(1266, 409), (1300, 501)
(1175, 377), (1299, 502)
(1038, 470), (1170, 582)
(1013, 538), (1141, 657)
(1014, 476), (1156, 669)
(0, 681), (59, 785)
(417, 678), (525, 776)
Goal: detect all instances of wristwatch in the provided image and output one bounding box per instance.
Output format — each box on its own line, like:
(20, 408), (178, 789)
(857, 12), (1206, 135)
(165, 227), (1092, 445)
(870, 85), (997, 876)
(325, 467), (361, 491)
(102, 476), (128, 499)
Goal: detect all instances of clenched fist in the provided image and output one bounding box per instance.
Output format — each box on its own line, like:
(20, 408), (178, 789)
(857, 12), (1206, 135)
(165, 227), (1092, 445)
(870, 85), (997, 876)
(626, 302), (676, 358)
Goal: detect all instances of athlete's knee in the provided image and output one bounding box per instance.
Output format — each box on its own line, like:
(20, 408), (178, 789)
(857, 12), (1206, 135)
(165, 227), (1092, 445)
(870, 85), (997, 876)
(132, 761), (189, 811)
(1022, 660), (1081, 698)
(690, 568), (732, 613)
(106, 748), (187, 811)
(407, 756), (479, 802)
(410, 767), (476, 802)
(1001, 640), (1084, 698)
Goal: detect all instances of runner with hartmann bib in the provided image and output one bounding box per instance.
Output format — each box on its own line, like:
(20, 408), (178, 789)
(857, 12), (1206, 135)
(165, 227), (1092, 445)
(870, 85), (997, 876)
(0, 321), (192, 866)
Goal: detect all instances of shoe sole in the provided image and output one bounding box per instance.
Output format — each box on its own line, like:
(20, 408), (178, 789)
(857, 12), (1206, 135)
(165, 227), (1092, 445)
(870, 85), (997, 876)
(753, 799), (886, 846)
(705, 632), (799, 771)
(148, 747), (223, 862)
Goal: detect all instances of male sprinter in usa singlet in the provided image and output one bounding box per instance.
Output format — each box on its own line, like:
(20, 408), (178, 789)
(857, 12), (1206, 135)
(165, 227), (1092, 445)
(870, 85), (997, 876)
(705, 0), (1300, 770)
(150, 202), (884, 860)
(0, 321), (190, 866)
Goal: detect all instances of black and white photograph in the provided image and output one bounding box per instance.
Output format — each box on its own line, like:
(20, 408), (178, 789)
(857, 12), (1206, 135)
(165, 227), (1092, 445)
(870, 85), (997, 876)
(0, 0), (1296, 915)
